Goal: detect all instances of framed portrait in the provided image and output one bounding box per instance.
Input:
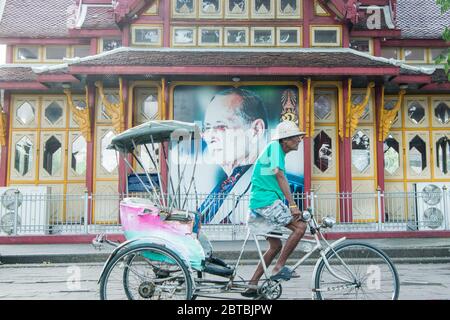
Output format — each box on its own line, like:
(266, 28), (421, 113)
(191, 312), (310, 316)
(172, 0), (196, 18)
(199, 0), (223, 18)
(225, 0), (249, 19)
(224, 27), (249, 46)
(277, 0), (301, 19)
(277, 27), (302, 46)
(251, 0), (274, 19)
(199, 27), (222, 46)
(172, 27), (197, 46)
(131, 25), (162, 46)
(251, 27), (274, 46)
(172, 84), (304, 225)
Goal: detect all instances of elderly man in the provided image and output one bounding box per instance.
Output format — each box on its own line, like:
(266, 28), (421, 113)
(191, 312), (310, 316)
(242, 120), (307, 298)
(199, 88), (268, 224)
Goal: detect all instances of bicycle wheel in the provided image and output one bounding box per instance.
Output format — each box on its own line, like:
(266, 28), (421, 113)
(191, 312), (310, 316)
(100, 243), (193, 300)
(314, 242), (400, 300)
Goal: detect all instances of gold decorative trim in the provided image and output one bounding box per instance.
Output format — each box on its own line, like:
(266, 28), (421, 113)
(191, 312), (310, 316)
(95, 78), (125, 134)
(0, 105), (6, 146)
(379, 88), (406, 142)
(347, 81), (375, 138)
(63, 87), (92, 142)
(305, 78), (313, 137)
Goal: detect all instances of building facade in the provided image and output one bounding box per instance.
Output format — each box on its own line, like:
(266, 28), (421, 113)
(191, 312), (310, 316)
(0, 0), (448, 237)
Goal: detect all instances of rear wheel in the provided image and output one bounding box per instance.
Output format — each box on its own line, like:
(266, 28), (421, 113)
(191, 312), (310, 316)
(314, 242), (400, 300)
(100, 243), (193, 300)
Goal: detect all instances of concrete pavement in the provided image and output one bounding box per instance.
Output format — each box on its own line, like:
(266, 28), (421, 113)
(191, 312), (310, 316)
(1, 237), (449, 264)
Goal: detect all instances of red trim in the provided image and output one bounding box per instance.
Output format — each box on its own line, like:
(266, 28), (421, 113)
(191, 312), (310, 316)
(122, 25), (130, 47)
(350, 30), (402, 38)
(6, 45), (13, 63)
(69, 66), (400, 76)
(68, 29), (122, 37)
(0, 93), (11, 186)
(323, 231), (450, 240)
(420, 83), (450, 91)
(0, 231), (449, 244)
(36, 74), (80, 83)
(391, 75), (431, 84)
(374, 86), (385, 222)
(373, 38), (381, 57)
(163, 0), (170, 47)
(0, 38), (90, 45)
(382, 39), (449, 48)
(0, 234), (126, 244)
(90, 38), (98, 55)
(303, 0), (312, 47)
(0, 82), (48, 90)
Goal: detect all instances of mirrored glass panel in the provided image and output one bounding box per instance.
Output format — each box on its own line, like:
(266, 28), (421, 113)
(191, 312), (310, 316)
(14, 136), (33, 176)
(435, 102), (450, 124)
(229, 0), (246, 13)
(16, 47), (39, 60)
(352, 130), (370, 173)
(71, 136), (87, 176)
(201, 0), (220, 13)
(408, 101), (425, 124)
(45, 101), (63, 125)
(314, 131), (332, 172)
(384, 136), (400, 175)
(43, 136), (62, 176)
(254, 0), (271, 14)
(101, 130), (118, 173)
(436, 136), (450, 175)
(280, 0), (297, 14)
(314, 95), (332, 120)
(175, 0), (194, 13)
(140, 94), (158, 121)
(16, 102), (35, 125)
(409, 135), (427, 174)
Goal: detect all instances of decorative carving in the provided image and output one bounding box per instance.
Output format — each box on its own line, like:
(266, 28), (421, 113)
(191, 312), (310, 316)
(379, 89), (406, 142)
(346, 80), (375, 138)
(95, 77), (125, 134)
(64, 87), (92, 142)
(0, 105), (6, 146)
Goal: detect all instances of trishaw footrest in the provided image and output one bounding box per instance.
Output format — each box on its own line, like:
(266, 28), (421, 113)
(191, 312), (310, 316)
(204, 256), (234, 278)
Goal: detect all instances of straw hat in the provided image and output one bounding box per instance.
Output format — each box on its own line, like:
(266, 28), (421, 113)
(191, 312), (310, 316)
(271, 121), (306, 141)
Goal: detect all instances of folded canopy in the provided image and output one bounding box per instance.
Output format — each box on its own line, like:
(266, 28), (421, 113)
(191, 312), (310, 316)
(107, 120), (201, 153)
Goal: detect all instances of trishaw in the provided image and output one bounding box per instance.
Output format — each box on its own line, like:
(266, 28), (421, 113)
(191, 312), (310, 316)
(93, 120), (400, 300)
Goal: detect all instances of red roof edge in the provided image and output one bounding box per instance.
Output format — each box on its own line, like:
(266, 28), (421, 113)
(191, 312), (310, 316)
(0, 82), (48, 90)
(114, 0), (157, 23)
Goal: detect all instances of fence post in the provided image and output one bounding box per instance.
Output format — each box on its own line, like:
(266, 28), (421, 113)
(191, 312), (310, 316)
(377, 187), (383, 232)
(443, 186), (448, 230)
(231, 193), (236, 241)
(13, 189), (19, 235)
(84, 191), (89, 234)
(310, 189), (315, 215)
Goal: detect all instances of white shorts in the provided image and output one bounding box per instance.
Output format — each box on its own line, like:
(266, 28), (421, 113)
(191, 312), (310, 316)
(248, 200), (293, 234)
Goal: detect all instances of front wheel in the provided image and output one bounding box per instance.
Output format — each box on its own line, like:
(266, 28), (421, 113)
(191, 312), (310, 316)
(100, 243), (193, 300)
(314, 242), (400, 300)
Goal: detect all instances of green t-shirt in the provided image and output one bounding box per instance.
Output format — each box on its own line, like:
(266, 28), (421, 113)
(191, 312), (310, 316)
(249, 141), (286, 209)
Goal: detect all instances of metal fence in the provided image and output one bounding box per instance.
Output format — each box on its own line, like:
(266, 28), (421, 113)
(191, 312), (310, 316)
(0, 188), (449, 239)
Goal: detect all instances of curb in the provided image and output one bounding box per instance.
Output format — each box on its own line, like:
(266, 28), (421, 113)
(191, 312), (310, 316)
(1, 247), (449, 265)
